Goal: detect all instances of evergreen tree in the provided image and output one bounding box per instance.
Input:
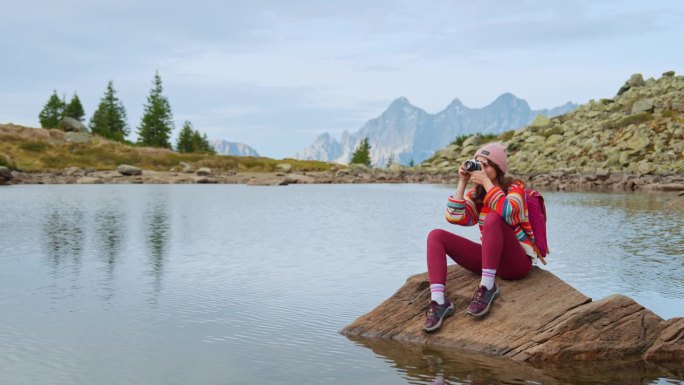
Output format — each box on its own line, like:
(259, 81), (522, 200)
(137, 71), (174, 148)
(408, 158), (415, 168)
(38, 90), (65, 128)
(193, 131), (214, 153)
(176, 120), (215, 154)
(176, 121), (195, 153)
(385, 155), (395, 168)
(64, 93), (86, 122)
(350, 137), (372, 167)
(90, 81), (129, 141)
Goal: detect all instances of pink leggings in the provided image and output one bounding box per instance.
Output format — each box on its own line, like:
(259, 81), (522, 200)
(427, 213), (532, 285)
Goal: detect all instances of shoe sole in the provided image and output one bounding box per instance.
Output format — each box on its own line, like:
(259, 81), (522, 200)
(466, 286), (500, 317)
(423, 303), (455, 333)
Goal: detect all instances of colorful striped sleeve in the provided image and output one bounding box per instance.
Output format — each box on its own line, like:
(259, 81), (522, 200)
(446, 188), (479, 226)
(483, 182), (526, 226)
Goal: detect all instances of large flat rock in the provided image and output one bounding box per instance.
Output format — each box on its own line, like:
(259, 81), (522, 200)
(341, 265), (683, 363)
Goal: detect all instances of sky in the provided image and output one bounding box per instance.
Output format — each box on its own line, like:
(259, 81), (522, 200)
(1, 0), (683, 159)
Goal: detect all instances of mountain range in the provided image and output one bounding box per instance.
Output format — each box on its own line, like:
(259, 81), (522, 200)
(296, 94), (577, 166)
(210, 140), (260, 157)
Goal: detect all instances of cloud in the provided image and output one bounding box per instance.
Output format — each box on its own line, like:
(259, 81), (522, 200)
(1, 0), (683, 159)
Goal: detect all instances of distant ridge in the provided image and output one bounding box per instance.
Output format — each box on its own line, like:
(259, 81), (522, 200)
(296, 94), (577, 166)
(210, 140), (260, 157)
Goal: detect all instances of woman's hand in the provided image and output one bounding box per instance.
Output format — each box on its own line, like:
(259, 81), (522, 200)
(458, 164), (471, 183)
(470, 168), (493, 191)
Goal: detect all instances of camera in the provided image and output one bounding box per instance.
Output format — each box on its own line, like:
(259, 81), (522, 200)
(463, 159), (481, 172)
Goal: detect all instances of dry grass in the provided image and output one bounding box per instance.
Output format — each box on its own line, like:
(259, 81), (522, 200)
(0, 123), (336, 172)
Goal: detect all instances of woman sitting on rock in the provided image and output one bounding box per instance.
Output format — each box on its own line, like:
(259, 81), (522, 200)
(424, 142), (539, 332)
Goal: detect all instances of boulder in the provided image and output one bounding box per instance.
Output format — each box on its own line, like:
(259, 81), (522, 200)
(617, 73), (646, 96)
(462, 135), (481, 147)
(196, 167), (211, 176)
(662, 71), (675, 78)
(276, 163), (293, 173)
(116, 164), (142, 176)
(180, 162), (194, 173)
(59, 117), (88, 132)
(0, 166), (13, 185)
(64, 132), (93, 143)
(341, 265), (683, 363)
(632, 99), (655, 114)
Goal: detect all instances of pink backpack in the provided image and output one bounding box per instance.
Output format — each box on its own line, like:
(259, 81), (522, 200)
(525, 189), (549, 262)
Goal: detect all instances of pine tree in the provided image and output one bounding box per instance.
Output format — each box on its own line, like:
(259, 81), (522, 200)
(38, 90), (65, 128)
(176, 121), (215, 154)
(90, 81), (129, 141)
(137, 71), (174, 148)
(408, 158), (415, 167)
(350, 137), (372, 167)
(176, 121), (195, 153)
(64, 93), (86, 122)
(386, 155), (394, 168)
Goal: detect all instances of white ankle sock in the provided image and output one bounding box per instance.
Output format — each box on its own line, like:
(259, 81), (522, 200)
(480, 269), (496, 290)
(430, 284), (445, 304)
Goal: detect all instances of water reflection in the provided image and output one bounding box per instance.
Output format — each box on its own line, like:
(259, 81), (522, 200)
(549, 192), (684, 304)
(94, 206), (126, 300)
(348, 336), (684, 385)
(143, 200), (170, 296)
(42, 207), (85, 274)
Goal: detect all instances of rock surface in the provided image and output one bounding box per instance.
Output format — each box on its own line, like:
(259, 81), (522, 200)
(423, 72), (684, 178)
(116, 164), (142, 176)
(341, 265), (683, 363)
(0, 166), (13, 185)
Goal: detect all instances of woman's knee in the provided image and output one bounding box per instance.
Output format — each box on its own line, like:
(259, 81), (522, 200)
(427, 229), (448, 243)
(483, 213), (505, 229)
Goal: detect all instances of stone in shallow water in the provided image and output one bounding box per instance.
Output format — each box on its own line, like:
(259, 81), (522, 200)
(341, 265), (683, 363)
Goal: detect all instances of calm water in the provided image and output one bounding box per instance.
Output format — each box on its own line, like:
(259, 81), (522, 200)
(0, 184), (682, 385)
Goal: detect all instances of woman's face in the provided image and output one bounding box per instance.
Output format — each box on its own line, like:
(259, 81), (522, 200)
(475, 156), (498, 181)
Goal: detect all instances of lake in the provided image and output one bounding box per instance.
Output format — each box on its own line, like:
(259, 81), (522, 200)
(0, 184), (682, 385)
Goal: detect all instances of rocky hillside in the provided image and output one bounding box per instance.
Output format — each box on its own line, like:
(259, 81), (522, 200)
(422, 71), (684, 179)
(210, 139), (260, 157)
(296, 95), (576, 167)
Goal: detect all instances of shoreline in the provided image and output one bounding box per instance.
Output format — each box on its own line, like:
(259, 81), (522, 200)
(2, 167), (684, 193)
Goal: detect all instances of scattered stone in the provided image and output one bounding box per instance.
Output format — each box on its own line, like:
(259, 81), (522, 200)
(530, 115), (552, 129)
(462, 135), (481, 147)
(59, 117), (88, 132)
(617, 73), (646, 96)
(76, 177), (102, 184)
(180, 162), (194, 173)
(276, 163), (293, 173)
(0, 166), (13, 185)
(196, 167), (211, 176)
(116, 164), (142, 176)
(64, 132), (93, 143)
(195, 177), (217, 184)
(631, 99), (655, 114)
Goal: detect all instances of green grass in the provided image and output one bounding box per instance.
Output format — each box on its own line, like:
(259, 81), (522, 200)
(602, 112), (653, 130)
(0, 124), (337, 172)
(450, 134), (471, 146)
(540, 126), (563, 138)
(19, 141), (50, 152)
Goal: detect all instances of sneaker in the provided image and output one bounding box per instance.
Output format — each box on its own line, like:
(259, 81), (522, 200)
(466, 284), (500, 317)
(423, 299), (455, 332)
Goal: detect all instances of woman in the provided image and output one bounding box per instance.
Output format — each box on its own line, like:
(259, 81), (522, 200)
(423, 142), (539, 332)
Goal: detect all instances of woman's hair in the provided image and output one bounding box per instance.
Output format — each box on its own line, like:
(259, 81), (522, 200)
(472, 162), (514, 206)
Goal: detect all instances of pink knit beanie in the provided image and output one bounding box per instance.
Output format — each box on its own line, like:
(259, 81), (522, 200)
(475, 142), (508, 173)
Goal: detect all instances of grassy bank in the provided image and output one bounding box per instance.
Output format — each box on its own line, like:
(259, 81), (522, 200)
(0, 124), (336, 173)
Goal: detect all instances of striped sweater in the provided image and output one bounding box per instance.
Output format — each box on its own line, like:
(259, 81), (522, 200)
(446, 180), (539, 259)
